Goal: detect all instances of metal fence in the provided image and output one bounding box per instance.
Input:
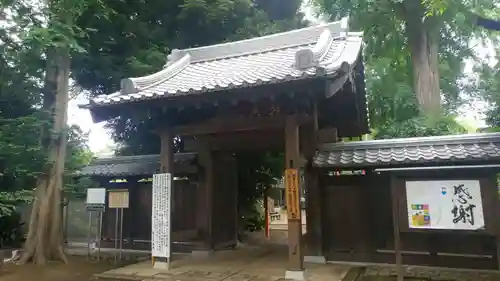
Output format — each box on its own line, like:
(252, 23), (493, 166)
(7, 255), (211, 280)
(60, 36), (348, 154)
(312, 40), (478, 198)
(18, 198), (97, 243)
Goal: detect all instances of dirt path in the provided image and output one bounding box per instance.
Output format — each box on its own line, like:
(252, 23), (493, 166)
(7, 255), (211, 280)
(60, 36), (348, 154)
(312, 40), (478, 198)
(0, 256), (117, 281)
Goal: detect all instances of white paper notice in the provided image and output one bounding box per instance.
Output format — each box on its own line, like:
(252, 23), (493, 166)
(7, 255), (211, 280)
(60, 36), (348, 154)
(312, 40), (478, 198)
(405, 180), (484, 230)
(86, 188), (106, 205)
(152, 173), (172, 258)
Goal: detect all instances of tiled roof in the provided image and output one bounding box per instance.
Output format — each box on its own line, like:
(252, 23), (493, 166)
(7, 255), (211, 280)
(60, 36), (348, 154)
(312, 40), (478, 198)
(85, 18), (362, 107)
(313, 133), (500, 168)
(78, 153), (197, 176)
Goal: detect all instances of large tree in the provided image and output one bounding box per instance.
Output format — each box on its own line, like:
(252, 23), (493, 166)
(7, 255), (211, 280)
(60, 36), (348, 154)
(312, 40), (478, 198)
(311, 0), (496, 137)
(312, 0), (494, 111)
(0, 0), (94, 256)
(2, 0), (101, 264)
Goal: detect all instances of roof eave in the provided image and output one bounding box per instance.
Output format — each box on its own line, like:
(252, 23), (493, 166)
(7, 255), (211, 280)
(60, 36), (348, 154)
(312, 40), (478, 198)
(318, 132), (500, 151)
(313, 158), (500, 170)
(78, 70), (342, 111)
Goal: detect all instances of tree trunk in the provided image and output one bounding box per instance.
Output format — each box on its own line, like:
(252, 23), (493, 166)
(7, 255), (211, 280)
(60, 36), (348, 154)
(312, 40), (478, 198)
(404, 0), (441, 117)
(20, 46), (70, 265)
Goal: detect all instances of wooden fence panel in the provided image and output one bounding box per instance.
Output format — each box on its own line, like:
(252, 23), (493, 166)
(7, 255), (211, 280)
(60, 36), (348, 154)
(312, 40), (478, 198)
(320, 173), (499, 269)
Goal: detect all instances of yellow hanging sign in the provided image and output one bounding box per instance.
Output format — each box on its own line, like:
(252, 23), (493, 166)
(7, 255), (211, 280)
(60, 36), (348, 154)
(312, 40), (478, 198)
(285, 168), (300, 220)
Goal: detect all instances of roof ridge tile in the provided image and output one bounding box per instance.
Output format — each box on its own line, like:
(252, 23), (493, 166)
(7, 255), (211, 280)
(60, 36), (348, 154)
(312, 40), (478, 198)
(85, 17), (363, 108)
(176, 20), (345, 63)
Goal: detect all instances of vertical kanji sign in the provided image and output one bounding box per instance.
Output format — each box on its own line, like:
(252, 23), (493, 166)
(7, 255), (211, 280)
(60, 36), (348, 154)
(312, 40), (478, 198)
(285, 168), (300, 220)
(152, 173), (172, 258)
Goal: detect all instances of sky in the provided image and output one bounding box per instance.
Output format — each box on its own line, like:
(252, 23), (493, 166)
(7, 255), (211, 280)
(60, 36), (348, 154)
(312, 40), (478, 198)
(68, 95), (112, 154)
(68, 4), (497, 154)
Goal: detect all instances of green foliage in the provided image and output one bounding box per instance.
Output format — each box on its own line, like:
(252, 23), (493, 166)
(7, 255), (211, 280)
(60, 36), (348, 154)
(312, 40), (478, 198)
(0, 12), (44, 216)
(0, 211), (25, 248)
(422, 0), (449, 16)
(471, 51), (500, 129)
(68, 0), (305, 159)
(0, 1), (94, 219)
(64, 126), (95, 198)
(236, 152), (283, 231)
(71, 0), (305, 97)
(374, 115), (467, 139)
(241, 207), (266, 232)
(311, 0), (496, 136)
(486, 126), (500, 133)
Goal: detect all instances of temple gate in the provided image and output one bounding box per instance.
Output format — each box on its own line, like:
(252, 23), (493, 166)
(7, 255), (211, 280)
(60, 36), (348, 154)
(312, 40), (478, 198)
(81, 17), (368, 279)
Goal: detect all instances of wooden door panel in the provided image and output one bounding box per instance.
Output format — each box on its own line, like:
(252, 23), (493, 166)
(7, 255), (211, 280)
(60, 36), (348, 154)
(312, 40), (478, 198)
(323, 185), (366, 252)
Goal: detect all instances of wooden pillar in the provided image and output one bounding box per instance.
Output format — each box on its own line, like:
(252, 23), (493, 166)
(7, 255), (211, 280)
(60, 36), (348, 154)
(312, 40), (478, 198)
(390, 175), (403, 281)
(285, 115), (305, 277)
(196, 136), (214, 250)
(302, 101), (325, 263)
(489, 175), (500, 271)
(155, 129), (174, 267)
(264, 187), (270, 239)
(160, 130), (175, 173)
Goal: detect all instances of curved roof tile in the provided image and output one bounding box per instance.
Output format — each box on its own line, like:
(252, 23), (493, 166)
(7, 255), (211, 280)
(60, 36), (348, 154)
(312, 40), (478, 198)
(314, 133), (500, 168)
(78, 153), (197, 176)
(83, 18), (363, 107)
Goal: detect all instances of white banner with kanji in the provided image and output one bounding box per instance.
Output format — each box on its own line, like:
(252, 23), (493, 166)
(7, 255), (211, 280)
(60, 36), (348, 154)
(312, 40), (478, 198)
(405, 180), (485, 230)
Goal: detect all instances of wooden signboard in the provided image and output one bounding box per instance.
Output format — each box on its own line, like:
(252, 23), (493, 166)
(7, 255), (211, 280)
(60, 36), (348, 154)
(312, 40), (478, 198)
(108, 190), (129, 209)
(285, 168), (300, 220)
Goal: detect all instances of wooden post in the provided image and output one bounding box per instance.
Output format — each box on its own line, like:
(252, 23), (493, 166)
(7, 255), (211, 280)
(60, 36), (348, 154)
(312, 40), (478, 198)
(196, 136), (214, 251)
(490, 175), (500, 271)
(304, 167), (322, 257)
(390, 175), (403, 281)
(302, 101), (325, 262)
(160, 130), (175, 173)
(285, 115), (305, 277)
(155, 129), (174, 268)
(264, 187), (270, 239)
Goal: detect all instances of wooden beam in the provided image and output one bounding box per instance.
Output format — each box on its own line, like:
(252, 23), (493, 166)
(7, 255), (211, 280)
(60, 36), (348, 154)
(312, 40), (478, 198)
(184, 130), (284, 151)
(325, 73), (349, 98)
(172, 115), (310, 136)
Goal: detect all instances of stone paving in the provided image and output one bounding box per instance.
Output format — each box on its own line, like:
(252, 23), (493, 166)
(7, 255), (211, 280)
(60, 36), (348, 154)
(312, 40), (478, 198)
(93, 245), (350, 281)
(91, 248), (500, 281)
(364, 265), (500, 281)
